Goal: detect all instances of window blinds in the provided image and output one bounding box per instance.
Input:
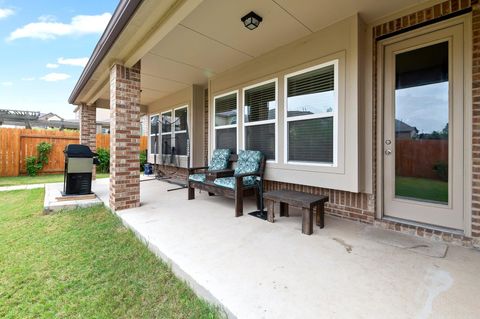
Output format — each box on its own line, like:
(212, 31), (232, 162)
(288, 117), (333, 163)
(215, 93), (237, 126)
(287, 65), (334, 98)
(244, 82), (275, 122)
(245, 124), (275, 160)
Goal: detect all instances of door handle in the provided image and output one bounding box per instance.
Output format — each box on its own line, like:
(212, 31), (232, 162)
(385, 149), (392, 155)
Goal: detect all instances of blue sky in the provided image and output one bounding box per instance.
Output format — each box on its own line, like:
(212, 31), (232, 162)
(0, 0), (117, 119)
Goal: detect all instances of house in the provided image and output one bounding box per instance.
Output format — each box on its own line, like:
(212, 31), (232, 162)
(68, 0), (479, 247)
(395, 119), (418, 139)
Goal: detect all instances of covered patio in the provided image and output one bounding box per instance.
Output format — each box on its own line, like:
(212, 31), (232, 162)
(89, 178), (480, 319)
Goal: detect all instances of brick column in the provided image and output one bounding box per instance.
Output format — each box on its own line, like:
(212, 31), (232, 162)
(109, 61), (141, 211)
(79, 103), (97, 180)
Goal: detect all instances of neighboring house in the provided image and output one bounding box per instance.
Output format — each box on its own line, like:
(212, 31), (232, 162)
(395, 119), (418, 139)
(69, 0), (479, 244)
(0, 108), (109, 132)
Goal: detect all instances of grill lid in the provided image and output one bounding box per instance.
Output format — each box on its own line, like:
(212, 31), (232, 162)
(64, 144), (97, 158)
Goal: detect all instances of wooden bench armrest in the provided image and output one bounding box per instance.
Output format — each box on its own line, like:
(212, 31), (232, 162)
(234, 172), (261, 179)
(205, 169), (235, 181)
(188, 166), (209, 174)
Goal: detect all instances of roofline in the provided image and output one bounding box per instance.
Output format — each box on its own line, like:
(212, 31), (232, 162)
(68, 0), (143, 105)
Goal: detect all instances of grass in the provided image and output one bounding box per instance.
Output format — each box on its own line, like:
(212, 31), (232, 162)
(395, 176), (448, 203)
(0, 189), (221, 319)
(0, 173), (109, 187)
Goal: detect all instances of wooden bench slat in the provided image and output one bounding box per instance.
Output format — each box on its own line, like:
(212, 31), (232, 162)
(263, 190), (328, 208)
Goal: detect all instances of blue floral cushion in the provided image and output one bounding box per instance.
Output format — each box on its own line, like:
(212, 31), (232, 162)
(189, 173), (206, 183)
(213, 176), (257, 189)
(209, 149), (231, 171)
(234, 150), (262, 186)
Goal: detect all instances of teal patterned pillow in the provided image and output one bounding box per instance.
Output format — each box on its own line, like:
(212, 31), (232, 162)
(234, 150), (262, 186)
(209, 149), (231, 171)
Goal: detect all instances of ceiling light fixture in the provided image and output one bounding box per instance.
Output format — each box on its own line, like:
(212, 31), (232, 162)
(241, 11), (263, 30)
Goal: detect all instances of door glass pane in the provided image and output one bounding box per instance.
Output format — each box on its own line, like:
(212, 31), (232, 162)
(394, 41), (449, 204)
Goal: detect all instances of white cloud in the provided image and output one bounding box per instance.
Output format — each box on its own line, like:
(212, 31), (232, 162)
(21, 77), (35, 81)
(57, 57), (89, 67)
(7, 12), (111, 41)
(0, 8), (14, 20)
(46, 63), (59, 69)
(1, 81), (13, 86)
(40, 73), (70, 82)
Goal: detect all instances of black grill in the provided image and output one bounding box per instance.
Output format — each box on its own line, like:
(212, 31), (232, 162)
(63, 144), (98, 195)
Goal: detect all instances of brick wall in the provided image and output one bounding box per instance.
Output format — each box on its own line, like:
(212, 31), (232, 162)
(79, 104), (96, 179)
(109, 62), (141, 211)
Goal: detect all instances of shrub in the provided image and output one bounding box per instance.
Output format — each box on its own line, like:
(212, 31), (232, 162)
(96, 148), (110, 173)
(433, 161), (448, 181)
(139, 151), (147, 172)
(25, 142), (53, 176)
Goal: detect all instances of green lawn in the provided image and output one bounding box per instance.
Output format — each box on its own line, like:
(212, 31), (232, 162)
(395, 176), (448, 203)
(0, 173), (109, 187)
(0, 189), (221, 319)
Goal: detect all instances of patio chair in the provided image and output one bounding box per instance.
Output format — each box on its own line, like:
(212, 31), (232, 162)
(188, 149), (232, 183)
(188, 149), (266, 217)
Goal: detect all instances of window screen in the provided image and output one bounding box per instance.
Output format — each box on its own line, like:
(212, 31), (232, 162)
(216, 128), (237, 153)
(244, 82), (276, 123)
(161, 134), (172, 155)
(215, 93), (237, 126)
(288, 117), (333, 163)
(162, 112), (172, 133)
(175, 108), (188, 131)
(245, 124), (275, 160)
(150, 115), (159, 135)
(174, 132), (187, 156)
(150, 136), (159, 154)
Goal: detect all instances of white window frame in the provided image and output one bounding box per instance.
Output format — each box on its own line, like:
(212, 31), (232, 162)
(242, 78), (278, 163)
(160, 110), (173, 155)
(212, 90), (239, 153)
(173, 105), (188, 156)
(149, 114), (160, 155)
(284, 59), (339, 167)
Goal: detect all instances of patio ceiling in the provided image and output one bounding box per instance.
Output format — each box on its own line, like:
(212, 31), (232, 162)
(85, 0), (429, 106)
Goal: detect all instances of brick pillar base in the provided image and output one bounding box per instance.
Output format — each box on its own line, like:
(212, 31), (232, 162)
(79, 104), (96, 180)
(109, 61), (141, 211)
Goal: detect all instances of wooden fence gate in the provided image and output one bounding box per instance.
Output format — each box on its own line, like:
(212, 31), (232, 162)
(0, 128), (147, 177)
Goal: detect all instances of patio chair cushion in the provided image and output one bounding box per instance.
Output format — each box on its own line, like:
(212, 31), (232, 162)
(213, 176), (256, 189)
(234, 150), (262, 186)
(188, 173), (206, 183)
(208, 149), (231, 171)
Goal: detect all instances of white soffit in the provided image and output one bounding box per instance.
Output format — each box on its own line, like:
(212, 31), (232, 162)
(180, 0), (311, 57)
(273, 0), (429, 32)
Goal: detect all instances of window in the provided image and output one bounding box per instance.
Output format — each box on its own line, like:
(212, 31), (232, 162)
(173, 106), (188, 156)
(285, 61), (337, 165)
(243, 80), (276, 160)
(149, 114), (159, 154)
(214, 91), (237, 153)
(159, 107), (189, 156)
(161, 111), (172, 155)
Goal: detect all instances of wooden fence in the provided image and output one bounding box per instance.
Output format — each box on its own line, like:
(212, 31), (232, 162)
(0, 128), (147, 177)
(395, 139), (448, 180)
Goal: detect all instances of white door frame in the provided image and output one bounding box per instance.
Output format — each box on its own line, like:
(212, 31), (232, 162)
(375, 14), (472, 235)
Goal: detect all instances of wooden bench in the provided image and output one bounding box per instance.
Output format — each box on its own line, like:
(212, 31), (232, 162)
(188, 154), (266, 217)
(263, 190), (329, 235)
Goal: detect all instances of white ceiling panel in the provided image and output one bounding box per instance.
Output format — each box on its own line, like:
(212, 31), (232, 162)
(181, 0), (311, 57)
(274, 0), (428, 32)
(149, 25), (252, 74)
(142, 53), (213, 85)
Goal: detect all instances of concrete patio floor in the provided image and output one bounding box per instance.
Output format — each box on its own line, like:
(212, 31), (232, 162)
(90, 178), (480, 319)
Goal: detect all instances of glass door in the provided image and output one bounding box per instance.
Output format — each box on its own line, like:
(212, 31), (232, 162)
(382, 24), (464, 230)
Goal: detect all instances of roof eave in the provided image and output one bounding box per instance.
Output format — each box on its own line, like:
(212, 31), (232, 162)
(68, 0), (143, 105)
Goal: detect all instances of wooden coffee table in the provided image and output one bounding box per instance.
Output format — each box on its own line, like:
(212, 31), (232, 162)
(263, 190), (329, 235)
